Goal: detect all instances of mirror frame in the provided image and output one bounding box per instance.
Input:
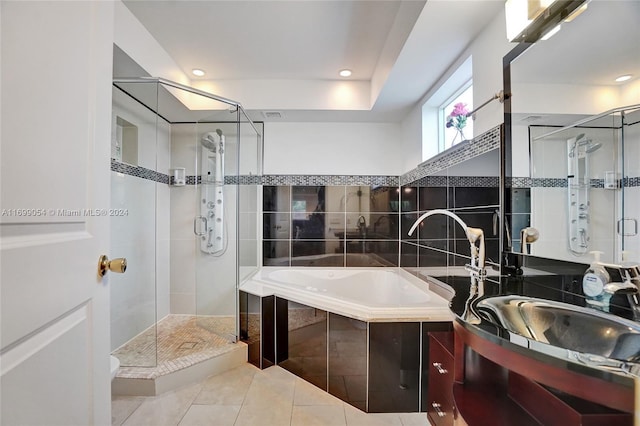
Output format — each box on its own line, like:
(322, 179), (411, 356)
(501, 42), (531, 275)
(500, 0), (639, 272)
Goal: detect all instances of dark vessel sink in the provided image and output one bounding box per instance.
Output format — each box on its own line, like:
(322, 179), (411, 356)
(475, 296), (640, 363)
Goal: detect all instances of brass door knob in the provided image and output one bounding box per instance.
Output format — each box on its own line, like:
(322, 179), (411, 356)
(98, 255), (127, 277)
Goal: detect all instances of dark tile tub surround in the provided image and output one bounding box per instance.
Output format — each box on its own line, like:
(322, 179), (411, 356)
(261, 126), (504, 270)
(239, 291), (275, 369)
(278, 301), (328, 390)
(328, 313), (367, 411)
(368, 322), (420, 412)
(264, 293), (452, 413)
(263, 185), (400, 267)
(400, 176), (501, 270)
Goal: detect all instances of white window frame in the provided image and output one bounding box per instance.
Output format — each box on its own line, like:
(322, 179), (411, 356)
(421, 56), (473, 163)
(438, 80), (473, 152)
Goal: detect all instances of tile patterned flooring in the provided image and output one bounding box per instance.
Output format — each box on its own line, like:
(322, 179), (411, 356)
(113, 315), (238, 379)
(112, 363), (431, 426)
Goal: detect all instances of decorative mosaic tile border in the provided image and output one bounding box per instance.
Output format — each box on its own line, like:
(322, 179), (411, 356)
(230, 175), (264, 185)
(112, 161), (259, 186)
(407, 175), (499, 188)
(508, 177), (640, 188)
(261, 175), (399, 186)
(400, 125), (501, 186)
(111, 159), (170, 184)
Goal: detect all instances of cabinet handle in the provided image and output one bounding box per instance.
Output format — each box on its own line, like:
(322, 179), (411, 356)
(432, 402), (446, 417)
(432, 362), (448, 374)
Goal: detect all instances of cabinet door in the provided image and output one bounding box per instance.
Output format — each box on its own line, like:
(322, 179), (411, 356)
(427, 338), (454, 426)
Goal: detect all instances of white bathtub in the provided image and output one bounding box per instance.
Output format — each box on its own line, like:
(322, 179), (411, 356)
(240, 267), (452, 322)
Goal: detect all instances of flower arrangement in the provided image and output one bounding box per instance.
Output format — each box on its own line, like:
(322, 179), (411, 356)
(446, 102), (469, 132)
(445, 102), (469, 145)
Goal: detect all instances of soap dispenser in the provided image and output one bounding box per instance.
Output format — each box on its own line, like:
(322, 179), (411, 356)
(582, 251), (611, 310)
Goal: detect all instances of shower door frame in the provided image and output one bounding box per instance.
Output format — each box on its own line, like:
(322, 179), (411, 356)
(112, 77), (262, 347)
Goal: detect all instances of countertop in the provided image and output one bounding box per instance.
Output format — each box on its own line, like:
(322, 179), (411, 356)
(424, 270), (636, 391)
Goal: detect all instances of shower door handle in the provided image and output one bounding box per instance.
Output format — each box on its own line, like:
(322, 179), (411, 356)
(618, 218), (638, 236)
(194, 216), (208, 236)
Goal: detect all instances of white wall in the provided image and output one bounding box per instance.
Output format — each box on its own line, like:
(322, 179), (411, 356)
(435, 150), (500, 177)
(114, 2), (189, 87)
(263, 122), (402, 175)
(400, 106), (423, 173)
(400, 9), (513, 174)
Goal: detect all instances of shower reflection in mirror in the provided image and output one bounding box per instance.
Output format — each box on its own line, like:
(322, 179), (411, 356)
(527, 105), (640, 263)
(567, 133), (601, 255)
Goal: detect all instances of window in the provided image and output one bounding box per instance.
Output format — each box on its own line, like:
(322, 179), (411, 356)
(440, 82), (473, 152)
(421, 56), (473, 162)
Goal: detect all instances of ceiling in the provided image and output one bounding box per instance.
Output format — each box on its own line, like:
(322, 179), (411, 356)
(510, 0), (640, 127)
(512, 0), (640, 86)
(121, 0), (505, 122)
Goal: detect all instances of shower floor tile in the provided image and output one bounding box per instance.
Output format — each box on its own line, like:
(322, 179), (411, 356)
(113, 315), (238, 379)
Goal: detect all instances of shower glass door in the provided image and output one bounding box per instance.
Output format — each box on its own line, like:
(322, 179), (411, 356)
(110, 80), (160, 367)
(621, 107), (640, 260)
(193, 104), (243, 342)
(237, 110), (263, 286)
(110, 75), (262, 372)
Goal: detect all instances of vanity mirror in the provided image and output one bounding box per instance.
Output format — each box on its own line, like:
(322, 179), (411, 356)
(505, 0), (640, 264)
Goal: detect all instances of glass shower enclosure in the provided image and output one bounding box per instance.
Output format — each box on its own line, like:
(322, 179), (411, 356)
(528, 104), (640, 264)
(110, 77), (262, 369)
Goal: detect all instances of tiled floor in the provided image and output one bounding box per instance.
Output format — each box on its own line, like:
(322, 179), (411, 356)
(112, 363), (431, 426)
(114, 315), (238, 379)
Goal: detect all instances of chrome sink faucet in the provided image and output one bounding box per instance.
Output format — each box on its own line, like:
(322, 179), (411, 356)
(408, 209), (486, 324)
(583, 256), (640, 320)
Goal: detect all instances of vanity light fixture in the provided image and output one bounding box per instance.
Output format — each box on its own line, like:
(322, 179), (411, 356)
(564, 1), (589, 22)
(505, 0), (587, 42)
(540, 24), (562, 40)
(192, 68), (206, 77)
(615, 75), (632, 83)
(339, 69), (352, 78)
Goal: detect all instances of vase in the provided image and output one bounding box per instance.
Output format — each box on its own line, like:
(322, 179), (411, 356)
(451, 128), (466, 145)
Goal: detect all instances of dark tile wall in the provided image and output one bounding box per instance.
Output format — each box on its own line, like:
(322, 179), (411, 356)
(506, 187), (531, 253)
(263, 185), (400, 267)
(400, 177), (501, 270)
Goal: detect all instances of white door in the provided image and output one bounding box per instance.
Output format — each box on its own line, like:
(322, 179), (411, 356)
(1, 2), (114, 425)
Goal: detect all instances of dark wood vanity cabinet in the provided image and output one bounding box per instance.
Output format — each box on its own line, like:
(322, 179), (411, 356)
(427, 332), (456, 426)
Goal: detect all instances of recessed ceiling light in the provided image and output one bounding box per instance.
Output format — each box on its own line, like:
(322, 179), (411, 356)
(339, 69), (352, 78)
(192, 69), (206, 77)
(615, 74), (632, 82)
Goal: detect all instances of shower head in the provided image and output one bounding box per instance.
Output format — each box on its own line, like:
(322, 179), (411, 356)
(585, 142), (602, 153)
(569, 137), (602, 157)
(201, 132), (221, 151)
